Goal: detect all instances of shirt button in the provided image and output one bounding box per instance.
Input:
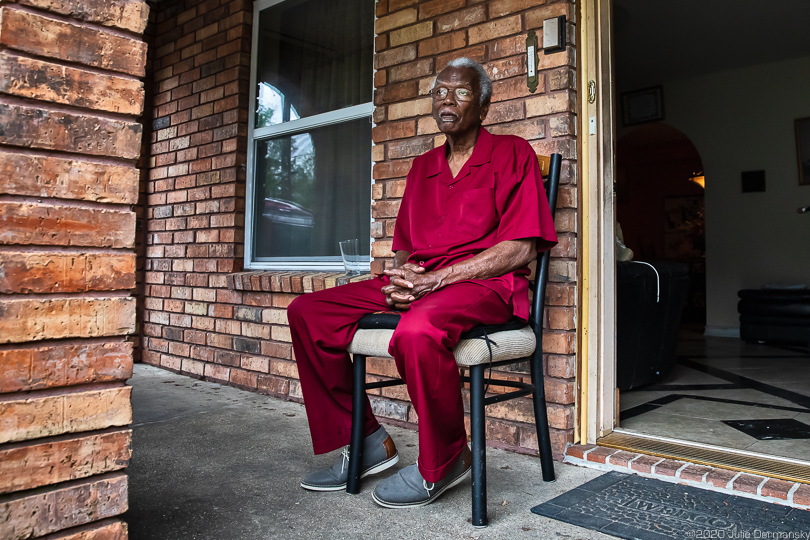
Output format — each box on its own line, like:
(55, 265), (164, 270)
(419, 261), (425, 266)
(449, 186), (453, 190)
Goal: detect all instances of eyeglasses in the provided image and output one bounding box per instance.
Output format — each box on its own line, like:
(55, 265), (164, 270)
(430, 87), (475, 102)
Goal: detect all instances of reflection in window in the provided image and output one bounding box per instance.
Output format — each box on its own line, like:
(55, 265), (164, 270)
(256, 83), (300, 129)
(258, 132), (314, 257)
(253, 119), (371, 260)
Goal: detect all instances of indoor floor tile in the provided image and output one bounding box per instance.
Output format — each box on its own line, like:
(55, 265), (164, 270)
(619, 410), (757, 449)
(744, 438), (810, 461)
(618, 337), (810, 462)
(655, 398), (801, 422)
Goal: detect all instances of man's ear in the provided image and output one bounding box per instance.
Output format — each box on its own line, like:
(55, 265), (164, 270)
(479, 102), (490, 123)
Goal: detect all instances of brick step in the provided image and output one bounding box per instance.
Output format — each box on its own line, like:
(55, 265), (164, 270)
(565, 443), (810, 510)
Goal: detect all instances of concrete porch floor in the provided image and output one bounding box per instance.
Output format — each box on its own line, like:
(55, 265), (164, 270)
(123, 364), (615, 539)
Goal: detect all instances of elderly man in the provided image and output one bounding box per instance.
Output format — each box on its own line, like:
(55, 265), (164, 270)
(287, 57), (557, 508)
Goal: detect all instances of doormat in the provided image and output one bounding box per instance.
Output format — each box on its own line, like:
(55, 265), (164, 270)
(531, 472), (810, 540)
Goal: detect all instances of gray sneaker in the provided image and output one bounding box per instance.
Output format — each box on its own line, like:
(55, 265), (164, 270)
(300, 427), (399, 491)
(371, 445), (472, 508)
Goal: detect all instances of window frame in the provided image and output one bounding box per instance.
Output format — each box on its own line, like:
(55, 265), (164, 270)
(244, 0), (375, 270)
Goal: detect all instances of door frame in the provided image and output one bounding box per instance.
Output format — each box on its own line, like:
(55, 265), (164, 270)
(577, 0), (617, 444)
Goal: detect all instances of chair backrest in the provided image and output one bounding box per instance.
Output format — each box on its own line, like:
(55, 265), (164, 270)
(530, 153), (562, 330)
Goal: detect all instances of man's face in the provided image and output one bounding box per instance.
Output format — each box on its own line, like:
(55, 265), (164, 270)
(431, 66), (489, 138)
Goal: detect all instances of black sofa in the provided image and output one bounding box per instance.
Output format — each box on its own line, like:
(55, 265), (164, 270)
(738, 289), (810, 347)
(616, 261), (690, 390)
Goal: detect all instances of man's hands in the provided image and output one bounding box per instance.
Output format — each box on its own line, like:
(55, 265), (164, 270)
(381, 263), (448, 310)
(380, 239), (537, 310)
(381, 263), (420, 310)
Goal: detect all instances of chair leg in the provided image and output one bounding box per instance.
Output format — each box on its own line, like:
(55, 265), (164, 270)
(469, 364), (488, 527)
(530, 349), (556, 482)
(346, 354), (366, 494)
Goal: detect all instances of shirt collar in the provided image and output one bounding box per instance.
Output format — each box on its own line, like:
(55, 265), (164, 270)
(424, 127), (494, 182)
(467, 126), (494, 168)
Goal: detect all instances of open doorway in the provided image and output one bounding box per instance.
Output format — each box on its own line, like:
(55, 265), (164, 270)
(610, 0), (810, 464)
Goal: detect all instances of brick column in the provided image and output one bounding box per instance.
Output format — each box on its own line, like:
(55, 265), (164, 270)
(0, 1), (149, 538)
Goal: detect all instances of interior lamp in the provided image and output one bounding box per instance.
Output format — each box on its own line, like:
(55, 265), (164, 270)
(688, 172), (705, 189)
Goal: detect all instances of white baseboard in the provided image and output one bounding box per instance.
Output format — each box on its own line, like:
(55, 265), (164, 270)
(704, 326), (741, 339)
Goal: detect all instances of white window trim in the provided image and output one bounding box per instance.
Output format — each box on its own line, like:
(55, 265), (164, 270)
(244, 0), (375, 271)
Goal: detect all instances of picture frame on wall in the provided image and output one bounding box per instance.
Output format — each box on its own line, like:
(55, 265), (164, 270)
(795, 117), (810, 186)
(621, 86), (664, 126)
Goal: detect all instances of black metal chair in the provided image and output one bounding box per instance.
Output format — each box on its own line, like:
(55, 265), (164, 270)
(345, 153), (562, 527)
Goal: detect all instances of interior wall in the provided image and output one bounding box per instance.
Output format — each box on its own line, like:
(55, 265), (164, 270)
(661, 55), (810, 331)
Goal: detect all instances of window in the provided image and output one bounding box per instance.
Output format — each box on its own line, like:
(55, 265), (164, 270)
(246, 0), (374, 269)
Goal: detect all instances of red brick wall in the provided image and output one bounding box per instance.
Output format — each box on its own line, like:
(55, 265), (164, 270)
(142, 0), (579, 459)
(141, 0), (252, 376)
(0, 0), (150, 538)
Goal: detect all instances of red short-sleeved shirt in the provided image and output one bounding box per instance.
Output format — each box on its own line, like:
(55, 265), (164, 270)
(392, 127), (558, 320)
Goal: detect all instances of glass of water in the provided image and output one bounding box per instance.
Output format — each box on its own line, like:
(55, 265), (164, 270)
(338, 239), (365, 276)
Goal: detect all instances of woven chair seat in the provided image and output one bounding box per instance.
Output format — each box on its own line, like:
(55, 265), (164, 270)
(348, 325), (536, 366)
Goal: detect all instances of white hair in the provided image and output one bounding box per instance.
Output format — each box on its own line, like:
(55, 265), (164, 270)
(435, 57), (492, 106)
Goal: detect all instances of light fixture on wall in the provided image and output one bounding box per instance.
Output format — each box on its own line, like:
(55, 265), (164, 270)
(688, 172), (705, 189)
(543, 15), (566, 54)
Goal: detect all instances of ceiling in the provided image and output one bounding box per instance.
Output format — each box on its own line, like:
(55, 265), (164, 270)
(613, 0), (810, 92)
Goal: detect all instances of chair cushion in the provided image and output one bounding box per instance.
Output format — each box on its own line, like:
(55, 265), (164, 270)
(347, 325), (536, 366)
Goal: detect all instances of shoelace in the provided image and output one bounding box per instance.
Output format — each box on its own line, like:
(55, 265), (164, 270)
(339, 447), (351, 475)
(423, 480), (435, 494)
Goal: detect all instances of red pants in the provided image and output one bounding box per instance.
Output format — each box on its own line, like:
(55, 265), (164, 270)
(287, 277), (514, 482)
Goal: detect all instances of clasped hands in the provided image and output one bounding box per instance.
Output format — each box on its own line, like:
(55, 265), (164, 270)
(381, 263), (447, 310)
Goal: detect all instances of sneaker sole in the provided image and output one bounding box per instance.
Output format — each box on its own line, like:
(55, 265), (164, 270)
(299, 452), (400, 492)
(370, 465), (471, 508)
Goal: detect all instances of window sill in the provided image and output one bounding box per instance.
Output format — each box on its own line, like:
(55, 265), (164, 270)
(226, 271), (374, 294)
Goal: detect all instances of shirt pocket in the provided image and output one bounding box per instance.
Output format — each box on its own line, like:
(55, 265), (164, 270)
(453, 187), (497, 240)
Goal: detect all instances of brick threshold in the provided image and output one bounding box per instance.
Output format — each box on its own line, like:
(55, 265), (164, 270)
(564, 443), (810, 511)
